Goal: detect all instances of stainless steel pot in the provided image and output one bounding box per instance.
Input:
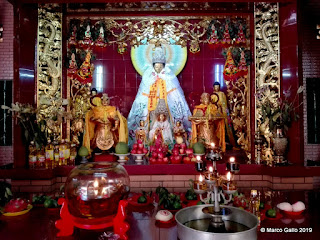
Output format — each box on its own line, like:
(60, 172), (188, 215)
(175, 205), (258, 240)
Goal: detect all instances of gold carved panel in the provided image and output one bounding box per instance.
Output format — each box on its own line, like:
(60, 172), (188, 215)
(254, 3), (280, 165)
(36, 4), (63, 139)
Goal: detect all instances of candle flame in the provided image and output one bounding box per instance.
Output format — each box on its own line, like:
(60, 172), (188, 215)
(209, 166), (213, 173)
(199, 174), (203, 182)
(196, 155), (201, 161)
(93, 180), (99, 188)
(211, 143), (215, 148)
(230, 157), (235, 163)
(227, 172), (231, 181)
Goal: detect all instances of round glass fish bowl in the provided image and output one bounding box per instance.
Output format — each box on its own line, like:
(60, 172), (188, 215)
(64, 162), (130, 220)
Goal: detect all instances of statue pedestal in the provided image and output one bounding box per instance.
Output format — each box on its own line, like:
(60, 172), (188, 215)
(94, 153), (117, 162)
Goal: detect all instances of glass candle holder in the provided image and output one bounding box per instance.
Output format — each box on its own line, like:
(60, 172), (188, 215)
(64, 162), (130, 219)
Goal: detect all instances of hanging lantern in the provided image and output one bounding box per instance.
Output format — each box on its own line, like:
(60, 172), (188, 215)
(223, 49), (239, 81)
(237, 50), (248, 77)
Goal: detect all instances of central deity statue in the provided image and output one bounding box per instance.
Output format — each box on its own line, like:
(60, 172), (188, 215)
(127, 45), (191, 145)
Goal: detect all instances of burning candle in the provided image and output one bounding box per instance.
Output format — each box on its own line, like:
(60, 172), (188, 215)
(227, 156), (239, 173)
(210, 143), (215, 150)
(93, 180), (99, 196)
(205, 166), (214, 180)
(226, 172), (231, 190)
(194, 174), (206, 191)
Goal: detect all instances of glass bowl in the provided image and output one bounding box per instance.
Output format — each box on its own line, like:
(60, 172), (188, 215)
(64, 162), (130, 219)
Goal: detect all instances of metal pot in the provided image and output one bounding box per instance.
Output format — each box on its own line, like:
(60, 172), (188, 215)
(175, 205), (258, 240)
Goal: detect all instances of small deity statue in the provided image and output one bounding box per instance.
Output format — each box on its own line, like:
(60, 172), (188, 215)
(223, 49), (239, 81)
(208, 24), (218, 45)
(76, 52), (94, 85)
(210, 82), (236, 151)
(95, 26), (107, 48)
(135, 120), (147, 144)
(237, 50), (248, 76)
(127, 45), (191, 145)
(67, 53), (78, 75)
(173, 120), (187, 144)
(83, 93), (128, 154)
(189, 93), (218, 147)
(149, 100), (173, 145)
(79, 25), (94, 48)
(221, 23), (232, 45)
(68, 25), (78, 46)
(235, 24), (246, 45)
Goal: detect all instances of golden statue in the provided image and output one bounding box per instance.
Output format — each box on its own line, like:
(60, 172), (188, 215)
(209, 82), (236, 151)
(173, 121), (187, 144)
(135, 120), (147, 144)
(83, 93), (128, 154)
(189, 93), (218, 148)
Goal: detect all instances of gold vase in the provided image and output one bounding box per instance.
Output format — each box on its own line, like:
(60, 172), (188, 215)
(273, 136), (288, 164)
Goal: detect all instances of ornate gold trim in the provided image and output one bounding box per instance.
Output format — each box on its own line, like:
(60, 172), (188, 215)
(254, 2), (280, 165)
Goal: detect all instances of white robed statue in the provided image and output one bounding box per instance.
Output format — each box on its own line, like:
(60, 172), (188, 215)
(127, 46), (191, 144)
(149, 99), (173, 145)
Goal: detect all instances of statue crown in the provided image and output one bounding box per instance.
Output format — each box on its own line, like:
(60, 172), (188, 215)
(152, 47), (166, 64)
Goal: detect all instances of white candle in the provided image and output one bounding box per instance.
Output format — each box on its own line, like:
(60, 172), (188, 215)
(94, 180), (99, 196)
(227, 171), (231, 181)
(196, 174), (203, 190)
(226, 172), (231, 190)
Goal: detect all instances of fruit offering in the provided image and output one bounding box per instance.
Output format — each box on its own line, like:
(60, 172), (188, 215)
(149, 143), (169, 164)
(115, 142), (129, 154)
(156, 187), (182, 210)
(4, 198), (30, 213)
(131, 139), (148, 155)
(170, 145), (183, 164)
(192, 142), (205, 154)
(183, 148), (196, 164)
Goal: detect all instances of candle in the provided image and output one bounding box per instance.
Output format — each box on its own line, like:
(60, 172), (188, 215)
(227, 171), (231, 181)
(196, 155), (201, 162)
(226, 172), (231, 190)
(210, 143), (215, 150)
(94, 179), (99, 196)
(227, 157), (239, 173)
(194, 174), (206, 190)
(205, 166), (214, 180)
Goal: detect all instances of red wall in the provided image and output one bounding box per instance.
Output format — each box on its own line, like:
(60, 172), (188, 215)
(279, 1), (303, 164)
